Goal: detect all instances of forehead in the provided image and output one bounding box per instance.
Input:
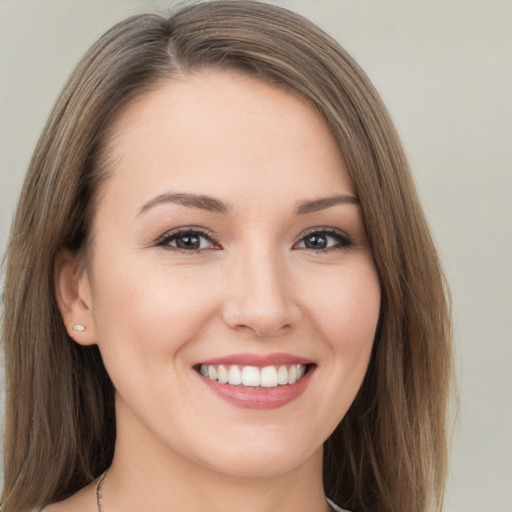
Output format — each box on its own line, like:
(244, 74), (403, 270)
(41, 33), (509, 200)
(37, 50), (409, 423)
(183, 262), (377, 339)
(97, 70), (353, 215)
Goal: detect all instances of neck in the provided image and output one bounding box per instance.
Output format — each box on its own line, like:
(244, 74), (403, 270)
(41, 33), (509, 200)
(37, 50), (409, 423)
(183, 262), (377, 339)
(103, 401), (330, 512)
(105, 458), (329, 512)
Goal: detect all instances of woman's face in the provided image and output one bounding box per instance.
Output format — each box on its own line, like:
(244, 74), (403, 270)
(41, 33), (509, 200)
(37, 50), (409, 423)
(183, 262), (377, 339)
(78, 70), (380, 478)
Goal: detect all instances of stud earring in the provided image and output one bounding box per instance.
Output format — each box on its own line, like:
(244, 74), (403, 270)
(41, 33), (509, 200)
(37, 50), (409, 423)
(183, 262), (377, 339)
(73, 324), (85, 332)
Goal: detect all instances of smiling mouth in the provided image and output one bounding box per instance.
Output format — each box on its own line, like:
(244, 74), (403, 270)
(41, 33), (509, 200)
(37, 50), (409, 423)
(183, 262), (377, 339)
(194, 363), (314, 388)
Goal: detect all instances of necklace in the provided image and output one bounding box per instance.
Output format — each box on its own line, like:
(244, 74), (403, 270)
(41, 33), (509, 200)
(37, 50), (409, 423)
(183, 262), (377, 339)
(96, 470), (108, 512)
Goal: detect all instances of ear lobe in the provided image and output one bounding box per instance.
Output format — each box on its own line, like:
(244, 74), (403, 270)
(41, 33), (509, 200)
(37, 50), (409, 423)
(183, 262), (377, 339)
(54, 249), (98, 346)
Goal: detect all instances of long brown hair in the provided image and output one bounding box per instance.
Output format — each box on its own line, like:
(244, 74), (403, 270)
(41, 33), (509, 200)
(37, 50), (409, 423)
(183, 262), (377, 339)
(2, 2), (452, 511)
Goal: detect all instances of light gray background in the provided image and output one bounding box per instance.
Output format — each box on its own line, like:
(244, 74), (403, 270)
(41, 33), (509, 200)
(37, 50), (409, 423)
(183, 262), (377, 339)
(1, 1), (511, 511)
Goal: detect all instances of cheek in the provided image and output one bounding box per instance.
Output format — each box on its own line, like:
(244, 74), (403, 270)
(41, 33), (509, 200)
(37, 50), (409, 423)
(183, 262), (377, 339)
(306, 260), (380, 417)
(89, 256), (219, 361)
(289, 261), (380, 441)
(309, 264), (381, 354)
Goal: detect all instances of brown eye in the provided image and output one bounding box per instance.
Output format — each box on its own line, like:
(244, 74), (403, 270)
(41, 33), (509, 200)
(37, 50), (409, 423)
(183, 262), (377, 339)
(303, 233), (328, 249)
(174, 233), (202, 250)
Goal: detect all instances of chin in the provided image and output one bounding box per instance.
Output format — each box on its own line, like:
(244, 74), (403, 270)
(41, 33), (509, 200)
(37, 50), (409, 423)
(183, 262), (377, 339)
(192, 432), (323, 479)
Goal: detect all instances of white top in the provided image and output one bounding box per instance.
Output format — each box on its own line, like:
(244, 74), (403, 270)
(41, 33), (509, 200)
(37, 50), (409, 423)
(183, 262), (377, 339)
(326, 497), (350, 512)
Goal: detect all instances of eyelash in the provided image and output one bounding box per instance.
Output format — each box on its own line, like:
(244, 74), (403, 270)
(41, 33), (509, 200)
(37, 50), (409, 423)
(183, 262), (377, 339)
(156, 227), (220, 252)
(155, 227), (353, 253)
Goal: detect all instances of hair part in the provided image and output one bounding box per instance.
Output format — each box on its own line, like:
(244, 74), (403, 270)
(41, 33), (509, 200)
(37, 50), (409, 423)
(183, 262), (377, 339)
(2, 2), (452, 511)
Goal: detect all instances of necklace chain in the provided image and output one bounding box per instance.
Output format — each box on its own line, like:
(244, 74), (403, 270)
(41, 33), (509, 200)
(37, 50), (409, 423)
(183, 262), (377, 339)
(96, 470), (108, 512)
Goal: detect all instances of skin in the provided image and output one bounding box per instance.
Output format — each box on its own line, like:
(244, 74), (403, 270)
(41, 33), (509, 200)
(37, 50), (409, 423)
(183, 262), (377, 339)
(52, 70), (380, 512)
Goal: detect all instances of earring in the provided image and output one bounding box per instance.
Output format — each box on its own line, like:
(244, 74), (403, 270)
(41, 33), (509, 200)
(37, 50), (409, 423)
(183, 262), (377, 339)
(73, 324), (85, 332)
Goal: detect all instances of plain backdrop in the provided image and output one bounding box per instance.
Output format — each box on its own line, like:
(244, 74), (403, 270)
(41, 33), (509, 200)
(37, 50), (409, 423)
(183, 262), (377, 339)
(1, 1), (511, 511)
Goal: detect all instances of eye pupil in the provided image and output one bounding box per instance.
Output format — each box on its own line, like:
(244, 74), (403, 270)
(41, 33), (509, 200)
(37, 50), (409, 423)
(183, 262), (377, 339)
(176, 234), (201, 249)
(304, 234), (327, 249)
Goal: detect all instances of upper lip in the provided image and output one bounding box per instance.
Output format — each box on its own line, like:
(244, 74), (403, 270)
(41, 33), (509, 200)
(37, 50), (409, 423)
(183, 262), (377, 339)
(192, 352), (314, 367)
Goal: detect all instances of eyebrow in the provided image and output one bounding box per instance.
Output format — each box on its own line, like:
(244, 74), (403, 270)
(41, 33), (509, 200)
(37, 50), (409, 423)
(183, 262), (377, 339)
(139, 192), (229, 215)
(138, 191), (359, 216)
(295, 194), (360, 214)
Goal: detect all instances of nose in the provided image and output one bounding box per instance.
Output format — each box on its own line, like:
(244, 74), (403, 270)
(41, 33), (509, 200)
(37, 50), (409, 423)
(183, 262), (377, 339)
(222, 250), (301, 337)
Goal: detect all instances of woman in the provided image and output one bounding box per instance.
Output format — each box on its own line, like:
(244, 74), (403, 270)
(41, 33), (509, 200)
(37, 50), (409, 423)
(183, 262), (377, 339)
(1, 2), (452, 511)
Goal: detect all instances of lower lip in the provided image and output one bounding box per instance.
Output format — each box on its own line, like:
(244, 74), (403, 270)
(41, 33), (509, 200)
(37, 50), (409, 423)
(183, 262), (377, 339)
(197, 369), (313, 410)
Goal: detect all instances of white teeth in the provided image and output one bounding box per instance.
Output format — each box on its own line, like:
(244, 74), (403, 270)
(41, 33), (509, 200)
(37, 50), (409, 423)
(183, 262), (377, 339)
(288, 365), (297, 384)
(228, 365), (242, 385)
(277, 365), (288, 385)
(242, 366), (260, 386)
(199, 363), (308, 388)
(208, 365), (218, 380)
(260, 366), (278, 387)
(217, 365), (229, 384)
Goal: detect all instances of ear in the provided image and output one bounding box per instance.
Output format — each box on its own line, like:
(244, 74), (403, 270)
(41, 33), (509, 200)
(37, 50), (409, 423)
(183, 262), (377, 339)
(54, 249), (98, 346)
